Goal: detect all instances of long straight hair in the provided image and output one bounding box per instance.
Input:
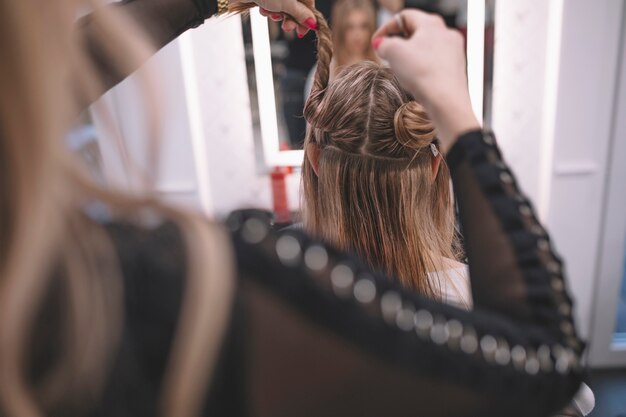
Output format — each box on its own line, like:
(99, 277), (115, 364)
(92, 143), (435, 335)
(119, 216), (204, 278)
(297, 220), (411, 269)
(301, 24), (461, 297)
(0, 1), (234, 417)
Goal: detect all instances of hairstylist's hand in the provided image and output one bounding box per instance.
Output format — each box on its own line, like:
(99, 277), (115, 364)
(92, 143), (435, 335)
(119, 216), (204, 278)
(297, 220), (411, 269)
(248, 0), (318, 37)
(372, 10), (480, 152)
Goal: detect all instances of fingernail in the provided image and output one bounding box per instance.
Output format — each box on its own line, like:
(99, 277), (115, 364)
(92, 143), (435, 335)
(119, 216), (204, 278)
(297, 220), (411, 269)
(297, 32), (304, 38)
(304, 18), (318, 31)
(372, 37), (383, 49)
(260, 7), (268, 13)
(271, 13), (281, 19)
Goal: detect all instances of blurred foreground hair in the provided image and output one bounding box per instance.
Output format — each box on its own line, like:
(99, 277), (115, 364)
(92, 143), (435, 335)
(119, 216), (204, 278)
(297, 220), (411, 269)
(0, 1), (234, 416)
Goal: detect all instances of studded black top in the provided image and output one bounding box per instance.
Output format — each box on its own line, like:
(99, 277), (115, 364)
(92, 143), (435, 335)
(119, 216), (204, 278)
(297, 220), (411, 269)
(61, 130), (582, 417)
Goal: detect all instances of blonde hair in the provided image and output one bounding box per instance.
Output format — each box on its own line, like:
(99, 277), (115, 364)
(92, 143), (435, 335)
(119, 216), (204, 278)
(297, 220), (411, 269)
(331, 0), (378, 70)
(0, 1), (234, 417)
(301, 20), (461, 298)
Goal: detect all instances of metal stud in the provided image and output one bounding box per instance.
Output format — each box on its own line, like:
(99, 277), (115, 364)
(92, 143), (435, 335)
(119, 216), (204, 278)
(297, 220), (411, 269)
(495, 340), (511, 366)
(559, 303), (572, 316)
(531, 224), (545, 236)
(460, 327), (478, 354)
(566, 348), (579, 371)
(548, 261), (561, 274)
(483, 132), (495, 145)
(414, 310), (434, 338)
(552, 344), (565, 358)
(538, 345), (553, 372)
(331, 264), (354, 297)
(396, 305), (416, 331)
(304, 245), (329, 271)
(560, 321), (574, 335)
(555, 350), (570, 374)
(241, 217), (269, 244)
(381, 291), (403, 323)
(500, 172), (513, 185)
(447, 320), (463, 340)
(519, 205), (532, 217)
(354, 278), (376, 304)
(430, 316), (449, 345)
(276, 235), (301, 266)
(566, 337), (581, 351)
(480, 335), (498, 362)
(551, 278), (564, 292)
(525, 354), (540, 375)
(537, 239), (550, 251)
(511, 345), (526, 370)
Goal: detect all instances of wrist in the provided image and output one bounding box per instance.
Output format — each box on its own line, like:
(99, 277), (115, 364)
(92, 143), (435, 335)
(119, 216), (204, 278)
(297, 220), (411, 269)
(427, 95), (480, 153)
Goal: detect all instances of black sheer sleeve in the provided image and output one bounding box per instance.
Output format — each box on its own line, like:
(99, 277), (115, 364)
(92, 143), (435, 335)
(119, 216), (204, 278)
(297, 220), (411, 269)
(226, 130), (584, 417)
(78, 0), (218, 101)
(80, 133), (584, 416)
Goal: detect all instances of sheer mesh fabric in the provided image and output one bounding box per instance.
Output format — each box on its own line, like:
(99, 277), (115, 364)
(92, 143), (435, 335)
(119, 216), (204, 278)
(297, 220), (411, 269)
(450, 159), (530, 319)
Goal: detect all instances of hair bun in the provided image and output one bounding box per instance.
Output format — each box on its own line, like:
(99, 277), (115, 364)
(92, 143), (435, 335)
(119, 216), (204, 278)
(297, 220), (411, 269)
(393, 101), (436, 152)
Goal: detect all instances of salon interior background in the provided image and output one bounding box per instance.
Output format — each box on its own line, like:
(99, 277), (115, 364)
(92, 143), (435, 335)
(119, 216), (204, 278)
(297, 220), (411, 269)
(81, 0), (626, 370)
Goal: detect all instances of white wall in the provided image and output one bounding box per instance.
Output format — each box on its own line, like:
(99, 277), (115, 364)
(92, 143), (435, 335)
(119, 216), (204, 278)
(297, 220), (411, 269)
(92, 15), (272, 219)
(492, 0), (625, 343)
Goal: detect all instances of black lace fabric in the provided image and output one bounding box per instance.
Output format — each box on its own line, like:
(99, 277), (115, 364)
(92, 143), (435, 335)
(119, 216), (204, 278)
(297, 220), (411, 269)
(228, 130), (584, 417)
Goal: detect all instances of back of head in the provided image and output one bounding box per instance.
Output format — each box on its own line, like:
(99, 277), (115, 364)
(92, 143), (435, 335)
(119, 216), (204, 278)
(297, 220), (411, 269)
(303, 43), (459, 295)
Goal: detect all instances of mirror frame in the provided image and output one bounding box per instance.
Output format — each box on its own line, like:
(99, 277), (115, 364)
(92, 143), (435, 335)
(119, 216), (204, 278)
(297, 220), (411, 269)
(249, 1), (487, 168)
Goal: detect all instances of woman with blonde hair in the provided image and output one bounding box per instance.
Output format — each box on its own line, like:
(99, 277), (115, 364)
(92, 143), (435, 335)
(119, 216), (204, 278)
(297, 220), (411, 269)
(302, 60), (468, 307)
(330, 0), (378, 76)
(0, 0), (586, 415)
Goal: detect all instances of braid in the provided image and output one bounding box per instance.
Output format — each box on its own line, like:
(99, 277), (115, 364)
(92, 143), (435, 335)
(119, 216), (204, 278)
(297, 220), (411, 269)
(303, 9), (332, 125)
(227, 3), (332, 125)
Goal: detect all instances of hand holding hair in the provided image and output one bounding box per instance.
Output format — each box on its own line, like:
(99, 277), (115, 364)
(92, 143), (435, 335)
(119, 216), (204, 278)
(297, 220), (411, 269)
(372, 9), (480, 152)
(229, 0), (318, 37)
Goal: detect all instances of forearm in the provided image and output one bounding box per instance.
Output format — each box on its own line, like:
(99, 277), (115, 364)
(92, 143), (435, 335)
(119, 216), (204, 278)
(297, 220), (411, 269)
(446, 130), (583, 354)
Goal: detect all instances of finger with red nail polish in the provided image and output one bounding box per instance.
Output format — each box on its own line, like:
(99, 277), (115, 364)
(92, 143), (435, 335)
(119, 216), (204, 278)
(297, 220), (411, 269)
(304, 17), (318, 31)
(296, 24), (309, 38)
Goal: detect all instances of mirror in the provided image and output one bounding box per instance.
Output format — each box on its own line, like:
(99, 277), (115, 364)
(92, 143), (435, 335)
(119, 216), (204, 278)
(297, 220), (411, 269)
(242, 0), (496, 168)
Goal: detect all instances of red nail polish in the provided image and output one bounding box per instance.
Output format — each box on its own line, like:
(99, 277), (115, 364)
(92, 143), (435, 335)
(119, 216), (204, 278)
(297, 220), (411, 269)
(271, 13), (281, 19)
(297, 32), (304, 38)
(372, 37), (383, 49)
(304, 18), (318, 31)
(260, 7), (268, 13)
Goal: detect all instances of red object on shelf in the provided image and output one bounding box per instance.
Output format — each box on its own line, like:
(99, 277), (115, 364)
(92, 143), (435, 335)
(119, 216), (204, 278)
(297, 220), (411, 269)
(271, 165), (293, 224)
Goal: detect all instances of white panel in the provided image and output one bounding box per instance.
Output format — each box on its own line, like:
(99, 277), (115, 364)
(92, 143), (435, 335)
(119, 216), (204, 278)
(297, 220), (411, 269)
(491, 0), (551, 206)
(492, 0), (626, 345)
(92, 40), (202, 211)
(588, 2), (626, 367)
(92, 16), (273, 218)
(547, 0), (625, 340)
(186, 16), (272, 217)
